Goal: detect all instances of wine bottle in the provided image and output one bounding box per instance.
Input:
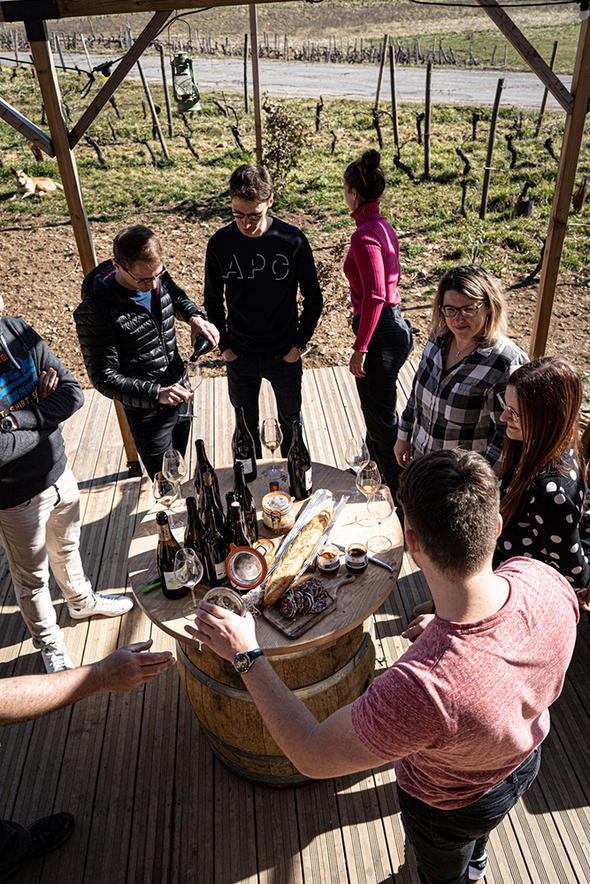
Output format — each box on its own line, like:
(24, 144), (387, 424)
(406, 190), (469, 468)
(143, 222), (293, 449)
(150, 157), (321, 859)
(288, 417), (312, 500)
(184, 496), (205, 561)
(189, 333), (214, 361)
(155, 511), (189, 600)
(224, 490), (236, 542)
(227, 501), (252, 548)
(233, 461), (258, 543)
(193, 439), (220, 501)
(202, 505), (229, 585)
(199, 470), (225, 535)
(231, 406), (257, 482)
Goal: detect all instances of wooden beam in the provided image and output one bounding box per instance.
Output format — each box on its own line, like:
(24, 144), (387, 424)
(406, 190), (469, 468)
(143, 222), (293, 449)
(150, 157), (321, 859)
(69, 10), (171, 148)
(249, 4), (262, 164)
(0, 95), (54, 156)
(0, 0), (297, 23)
(530, 20), (590, 357)
(26, 18), (96, 274)
(475, 0), (573, 115)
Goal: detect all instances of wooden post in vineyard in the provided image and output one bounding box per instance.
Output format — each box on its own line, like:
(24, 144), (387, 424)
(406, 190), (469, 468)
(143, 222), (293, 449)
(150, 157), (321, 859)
(479, 78), (504, 220)
(389, 41), (399, 153)
(243, 32), (248, 113)
(249, 5), (262, 163)
(534, 40), (558, 138)
(373, 33), (388, 112)
(127, 24), (170, 160)
(424, 61), (432, 178)
(159, 45), (173, 137)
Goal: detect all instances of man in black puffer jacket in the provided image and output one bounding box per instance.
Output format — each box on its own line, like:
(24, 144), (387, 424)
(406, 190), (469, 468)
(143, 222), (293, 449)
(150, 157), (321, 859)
(75, 224), (219, 478)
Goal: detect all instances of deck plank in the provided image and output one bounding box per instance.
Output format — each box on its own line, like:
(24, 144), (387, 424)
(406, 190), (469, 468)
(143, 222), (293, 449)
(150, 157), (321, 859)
(0, 371), (588, 884)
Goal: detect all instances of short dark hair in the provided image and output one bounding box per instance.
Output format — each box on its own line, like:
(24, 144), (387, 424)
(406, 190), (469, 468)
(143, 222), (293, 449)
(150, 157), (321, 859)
(343, 149), (386, 204)
(229, 164), (273, 202)
(397, 449), (500, 577)
(113, 224), (162, 267)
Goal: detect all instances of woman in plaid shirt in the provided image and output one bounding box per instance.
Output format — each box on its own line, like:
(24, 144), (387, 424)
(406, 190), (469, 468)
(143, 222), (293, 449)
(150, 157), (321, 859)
(395, 266), (527, 471)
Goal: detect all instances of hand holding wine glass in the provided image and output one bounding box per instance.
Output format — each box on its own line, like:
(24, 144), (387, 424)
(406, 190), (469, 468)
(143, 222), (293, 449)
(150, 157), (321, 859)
(261, 418), (283, 479)
(355, 460), (381, 527)
(175, 548), (205, 626)
(367, 486), (395, 552)
(345, 437), (369, 499)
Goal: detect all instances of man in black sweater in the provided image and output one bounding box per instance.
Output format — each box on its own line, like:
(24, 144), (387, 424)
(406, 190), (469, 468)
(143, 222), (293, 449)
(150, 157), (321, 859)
(0, 296), (133, 673)
(204, 165), (323, 455)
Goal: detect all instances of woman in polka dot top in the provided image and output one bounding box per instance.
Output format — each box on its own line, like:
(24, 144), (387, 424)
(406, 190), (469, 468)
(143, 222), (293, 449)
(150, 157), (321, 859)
(494, 357), (590, 611)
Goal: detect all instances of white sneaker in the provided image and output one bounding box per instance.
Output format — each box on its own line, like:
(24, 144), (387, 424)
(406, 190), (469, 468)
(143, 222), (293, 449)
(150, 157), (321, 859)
(68, 591), (134, 620)
(41, 642), (75, 673)
(469, 853), (488, 881)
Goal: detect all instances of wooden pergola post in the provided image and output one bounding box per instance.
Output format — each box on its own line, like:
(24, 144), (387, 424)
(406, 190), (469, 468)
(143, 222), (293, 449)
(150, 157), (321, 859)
(249, 4), (263, 164)
(529, 20), (590, 357)
(25, 17), (141, 475)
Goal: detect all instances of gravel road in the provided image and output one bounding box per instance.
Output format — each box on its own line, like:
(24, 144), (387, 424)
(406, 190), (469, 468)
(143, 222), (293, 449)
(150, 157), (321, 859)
(50, 53), (571, 110)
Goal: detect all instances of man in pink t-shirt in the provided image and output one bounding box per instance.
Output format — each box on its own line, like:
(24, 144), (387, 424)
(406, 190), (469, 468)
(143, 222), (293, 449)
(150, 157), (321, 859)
(189, 449), (579, 884)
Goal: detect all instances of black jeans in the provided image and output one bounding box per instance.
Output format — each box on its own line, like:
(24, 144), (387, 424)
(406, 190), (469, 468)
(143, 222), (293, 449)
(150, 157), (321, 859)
(225, 354), (303, 457)
(124, 401), (190, 480)
(398, 747), (542, 884)
(0, 818), (32, 876)
(354, 305), (413, 494)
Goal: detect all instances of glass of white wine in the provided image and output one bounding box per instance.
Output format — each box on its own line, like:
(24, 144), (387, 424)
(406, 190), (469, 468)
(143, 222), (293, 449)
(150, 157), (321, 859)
(261, 418), (283, 479)
(153, 471), (181, 530)
(185, 361), (202, 393)
(367, 486), (394, 552)
(175, 548), (205, 627)
(355, 460), (381, 527)
(344, 437), (369, 500)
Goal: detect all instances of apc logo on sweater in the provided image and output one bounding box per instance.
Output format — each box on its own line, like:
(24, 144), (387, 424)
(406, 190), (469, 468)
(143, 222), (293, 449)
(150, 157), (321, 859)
(223, 253), (290, 281)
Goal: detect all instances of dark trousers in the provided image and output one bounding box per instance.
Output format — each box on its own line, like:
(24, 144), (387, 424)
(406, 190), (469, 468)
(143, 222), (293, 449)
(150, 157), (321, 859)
(354, 305), (413, 495)
(398, 747), (541, 884)
(124, 402), (190, 480)
(225, 355), (303, 457)
(0, 818), (31, 875)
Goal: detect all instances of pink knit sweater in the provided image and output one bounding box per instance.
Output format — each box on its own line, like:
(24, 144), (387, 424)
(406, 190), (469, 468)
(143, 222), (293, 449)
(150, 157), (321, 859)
(343, 201), (401, 353)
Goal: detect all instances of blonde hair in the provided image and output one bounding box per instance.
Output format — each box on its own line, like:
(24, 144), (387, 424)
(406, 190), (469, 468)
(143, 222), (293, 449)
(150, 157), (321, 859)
(430, 265), (507, 346)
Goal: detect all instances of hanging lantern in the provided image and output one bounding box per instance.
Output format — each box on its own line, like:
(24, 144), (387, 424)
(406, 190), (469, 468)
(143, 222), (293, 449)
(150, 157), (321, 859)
(170, 53), (201, 112)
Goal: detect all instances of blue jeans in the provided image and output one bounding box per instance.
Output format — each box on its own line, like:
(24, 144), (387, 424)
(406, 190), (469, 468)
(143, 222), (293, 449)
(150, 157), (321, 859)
(397, 747), (542, 884)
(124, 402), (190, 479)
(225, 354), (303, 457)
(354, 305), (413, 493)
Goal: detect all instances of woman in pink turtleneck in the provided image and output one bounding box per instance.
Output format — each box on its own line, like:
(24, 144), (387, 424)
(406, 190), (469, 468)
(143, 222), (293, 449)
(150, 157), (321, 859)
(343, 149), (413, 493)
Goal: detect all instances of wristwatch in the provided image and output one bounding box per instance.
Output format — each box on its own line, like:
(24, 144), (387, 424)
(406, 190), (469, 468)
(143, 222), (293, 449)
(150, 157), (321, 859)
(233, 648), (264, 674)
(0, 415), (17, 433)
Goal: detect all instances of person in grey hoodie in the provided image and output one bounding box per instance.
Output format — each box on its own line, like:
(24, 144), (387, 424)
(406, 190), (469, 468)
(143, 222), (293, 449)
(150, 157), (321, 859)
(0, 294), (133, 674)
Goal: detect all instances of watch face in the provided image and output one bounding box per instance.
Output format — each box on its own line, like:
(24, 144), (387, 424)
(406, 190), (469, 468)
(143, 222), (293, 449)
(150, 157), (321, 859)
(233, 652), (250, 673)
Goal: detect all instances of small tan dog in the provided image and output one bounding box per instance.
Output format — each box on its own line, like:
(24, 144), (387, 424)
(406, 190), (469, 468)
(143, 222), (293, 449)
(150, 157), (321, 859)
(10, 168), (64, 200)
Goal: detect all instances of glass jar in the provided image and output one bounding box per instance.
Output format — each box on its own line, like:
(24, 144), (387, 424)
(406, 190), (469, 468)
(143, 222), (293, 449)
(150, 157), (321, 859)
(262, 491), (295, 535)
(345, 542), (368, 574)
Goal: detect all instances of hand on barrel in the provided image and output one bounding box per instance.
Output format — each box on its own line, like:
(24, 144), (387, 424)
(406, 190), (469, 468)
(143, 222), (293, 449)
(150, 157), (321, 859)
(186, 600), (258, 661)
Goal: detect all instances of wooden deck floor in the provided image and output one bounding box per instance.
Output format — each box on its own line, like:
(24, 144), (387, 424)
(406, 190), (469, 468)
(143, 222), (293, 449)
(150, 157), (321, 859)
(1, 363), (589, 884)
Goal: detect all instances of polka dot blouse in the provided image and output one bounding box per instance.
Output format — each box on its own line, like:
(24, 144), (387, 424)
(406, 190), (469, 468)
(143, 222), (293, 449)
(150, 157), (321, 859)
(494, 447), (590, 590)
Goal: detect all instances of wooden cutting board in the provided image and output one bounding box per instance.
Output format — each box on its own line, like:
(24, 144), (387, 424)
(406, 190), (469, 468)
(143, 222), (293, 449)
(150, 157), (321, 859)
(262, 572), (355, 639)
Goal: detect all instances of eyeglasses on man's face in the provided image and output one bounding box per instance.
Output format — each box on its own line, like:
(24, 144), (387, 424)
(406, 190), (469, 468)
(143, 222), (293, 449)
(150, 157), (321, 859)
(122, 265), (166, 286)
(232, 210), (266, 222)
(497, 392), (520, 423)
(440, 303), (483, 319)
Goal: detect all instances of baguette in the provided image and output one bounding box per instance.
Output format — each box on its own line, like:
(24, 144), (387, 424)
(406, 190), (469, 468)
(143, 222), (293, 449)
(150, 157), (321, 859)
(264, 506), (333, 606)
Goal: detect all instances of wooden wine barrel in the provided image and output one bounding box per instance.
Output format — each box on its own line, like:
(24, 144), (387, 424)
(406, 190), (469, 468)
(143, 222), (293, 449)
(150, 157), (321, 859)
(176, 619), (376, 786)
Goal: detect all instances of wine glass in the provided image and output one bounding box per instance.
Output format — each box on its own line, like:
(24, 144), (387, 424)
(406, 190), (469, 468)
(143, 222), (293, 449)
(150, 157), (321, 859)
(175, 548), (205, 627)
(162, 449), (187, 487)
(153, 471), (182, 530)
(344, 437), (370, 500)
(355, 460), (381, 527)
(367, 486), (395, 552)
(261, 418), (283, 479)
(185, 360), (202, 393)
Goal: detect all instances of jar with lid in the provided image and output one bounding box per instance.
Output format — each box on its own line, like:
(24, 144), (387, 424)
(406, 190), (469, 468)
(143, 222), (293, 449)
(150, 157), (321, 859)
(261, 491), (295, 535)
(345, 542), (368, 574)
(317, 544), (340, 576)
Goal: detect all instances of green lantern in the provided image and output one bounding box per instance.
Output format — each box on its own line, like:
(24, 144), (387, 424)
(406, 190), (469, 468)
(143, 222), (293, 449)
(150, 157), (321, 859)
(171, 53), (201, 112)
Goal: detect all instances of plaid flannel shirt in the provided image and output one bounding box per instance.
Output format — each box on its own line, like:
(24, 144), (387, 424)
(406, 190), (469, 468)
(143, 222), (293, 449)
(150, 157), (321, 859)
(399, 334), (528, 467)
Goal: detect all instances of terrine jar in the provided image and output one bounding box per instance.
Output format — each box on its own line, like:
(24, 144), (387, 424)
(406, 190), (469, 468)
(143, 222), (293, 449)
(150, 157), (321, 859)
(261, 491), (295, 535)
